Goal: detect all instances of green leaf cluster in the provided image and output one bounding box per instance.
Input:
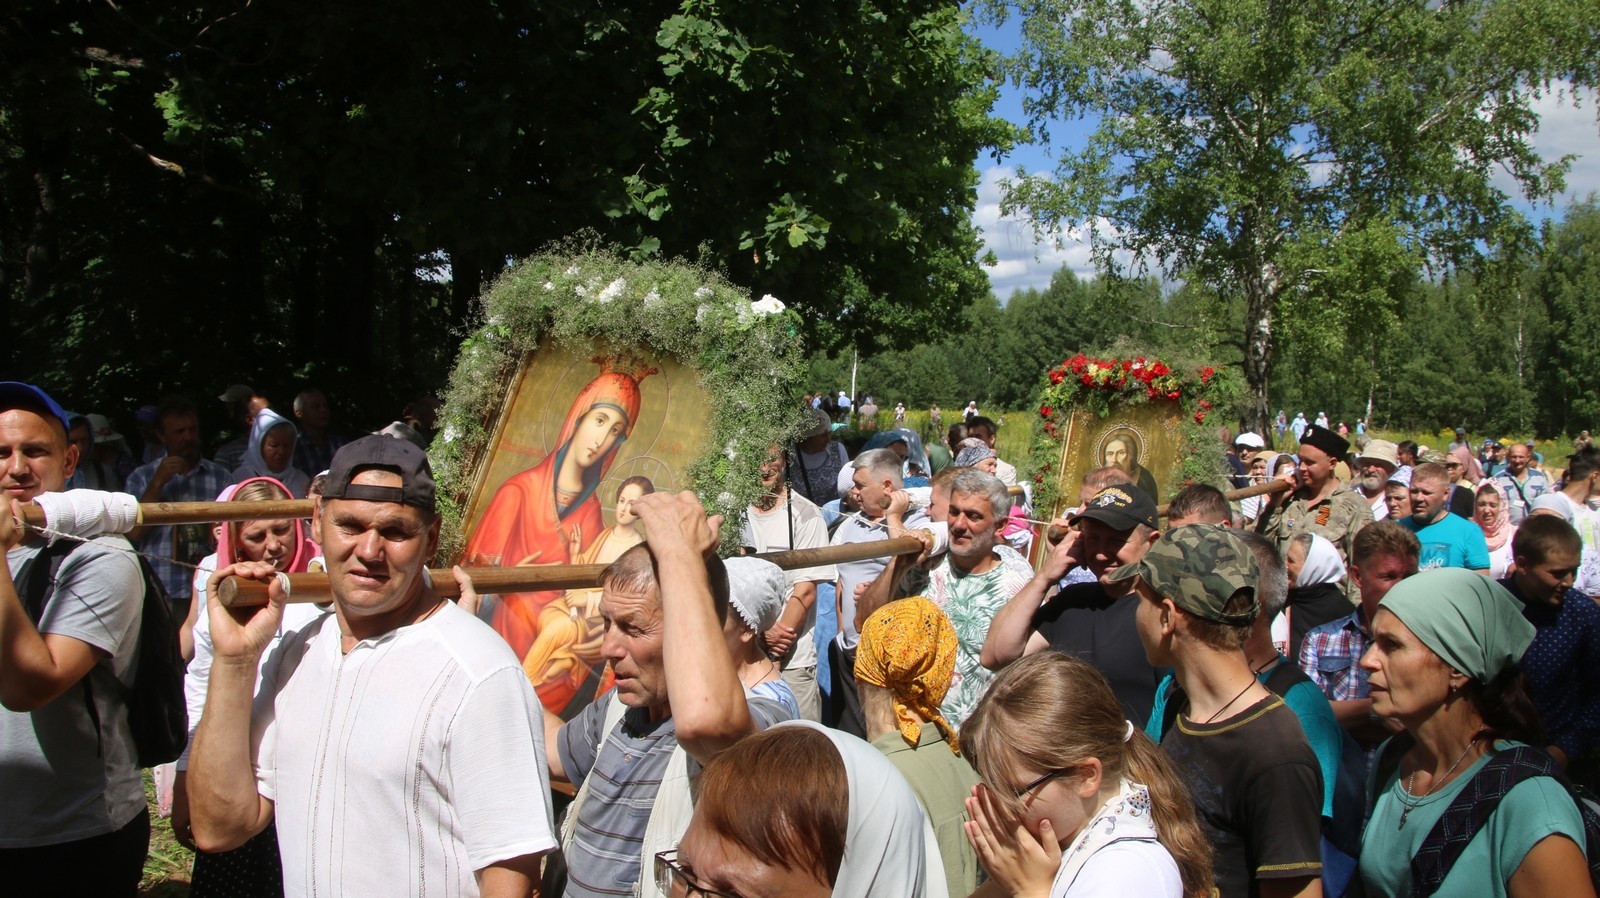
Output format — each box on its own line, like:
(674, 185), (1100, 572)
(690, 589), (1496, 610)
(981, 0), (1600, 431)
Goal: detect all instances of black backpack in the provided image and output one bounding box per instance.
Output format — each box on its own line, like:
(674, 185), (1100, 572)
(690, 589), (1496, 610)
(18, 536), (188, 768)
(1369, 733), (1600, 896)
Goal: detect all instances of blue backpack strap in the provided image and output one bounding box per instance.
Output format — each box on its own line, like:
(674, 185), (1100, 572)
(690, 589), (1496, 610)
(1409, 746), (1555, 897)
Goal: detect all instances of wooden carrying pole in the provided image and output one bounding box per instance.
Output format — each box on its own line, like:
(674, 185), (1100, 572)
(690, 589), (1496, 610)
(217, 536), (930, 608)
(1042, 478), (1292, 544)
(19, 499), (316, 528)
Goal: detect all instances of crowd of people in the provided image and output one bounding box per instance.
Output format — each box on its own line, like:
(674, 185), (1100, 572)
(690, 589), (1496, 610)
(4, 377), (1600, 898)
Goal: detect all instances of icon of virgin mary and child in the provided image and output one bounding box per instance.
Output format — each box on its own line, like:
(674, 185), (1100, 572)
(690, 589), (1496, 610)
(464, 357), (658, 714)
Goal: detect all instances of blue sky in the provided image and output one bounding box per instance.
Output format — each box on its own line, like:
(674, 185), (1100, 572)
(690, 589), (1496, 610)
(966, 18), (1600, 299)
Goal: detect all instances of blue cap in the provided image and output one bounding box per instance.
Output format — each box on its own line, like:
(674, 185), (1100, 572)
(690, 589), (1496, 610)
(0, 382), (72, 435)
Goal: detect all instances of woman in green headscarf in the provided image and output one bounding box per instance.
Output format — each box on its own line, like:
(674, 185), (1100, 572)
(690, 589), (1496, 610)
(1358, 568), (1593, 897)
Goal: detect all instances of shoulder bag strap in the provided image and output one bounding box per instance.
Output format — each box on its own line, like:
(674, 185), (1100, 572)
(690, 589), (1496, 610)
(1410, 746), (1555, 897)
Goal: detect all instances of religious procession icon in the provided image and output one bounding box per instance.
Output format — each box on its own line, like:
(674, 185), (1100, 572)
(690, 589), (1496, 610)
(431, 241), (805, 718)
(1030, 352), (1242, 521)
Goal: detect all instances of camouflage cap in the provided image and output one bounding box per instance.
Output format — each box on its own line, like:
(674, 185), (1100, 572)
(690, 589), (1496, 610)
(1106, 524), (1260, 625)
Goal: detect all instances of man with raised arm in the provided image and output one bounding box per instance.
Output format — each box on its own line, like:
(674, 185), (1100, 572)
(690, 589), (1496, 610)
(539, 490), (797, 898)
(980, 483), (1164, 726)
(188, 436), (555, 898)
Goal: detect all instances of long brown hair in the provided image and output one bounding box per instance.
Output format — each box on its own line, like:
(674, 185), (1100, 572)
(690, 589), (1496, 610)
(962, 652), (1214, 897)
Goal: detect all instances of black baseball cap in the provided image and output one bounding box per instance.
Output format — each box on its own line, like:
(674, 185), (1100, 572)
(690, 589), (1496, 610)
(1070, 482), (1158, 531)
(322, 434), (437, 515)
(0, 382), (72, 436)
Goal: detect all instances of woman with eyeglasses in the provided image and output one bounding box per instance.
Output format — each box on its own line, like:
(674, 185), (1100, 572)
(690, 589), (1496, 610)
(959, 652), (1213, 897)
(658, 719), (944, 897)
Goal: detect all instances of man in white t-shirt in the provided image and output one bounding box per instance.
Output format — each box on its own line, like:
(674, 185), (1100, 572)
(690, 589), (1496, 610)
(189, 436), (555, 898)
(743, 444), (836, 720)
(828, 448), (928, 735)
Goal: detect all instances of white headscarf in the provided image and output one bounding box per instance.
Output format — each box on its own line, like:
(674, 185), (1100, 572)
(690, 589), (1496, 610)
(772, 720), (946, 898)
(1295, 533), (1346, 587)
(232, 407), (310, 497)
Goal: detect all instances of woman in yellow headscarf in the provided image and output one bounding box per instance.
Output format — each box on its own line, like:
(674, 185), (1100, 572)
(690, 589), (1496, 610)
(855, 598), (980, 895)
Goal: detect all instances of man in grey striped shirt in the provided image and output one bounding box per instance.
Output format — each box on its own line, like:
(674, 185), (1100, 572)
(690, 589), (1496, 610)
(545, 490), (796, 898)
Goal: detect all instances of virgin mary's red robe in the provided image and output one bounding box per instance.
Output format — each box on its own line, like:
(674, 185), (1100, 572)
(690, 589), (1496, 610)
(463, 367), (646, 662)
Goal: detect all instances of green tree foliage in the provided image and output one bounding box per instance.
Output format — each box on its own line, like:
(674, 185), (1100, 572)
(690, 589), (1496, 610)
(809, 270), (1174, 411)
(981, 0), (1600, 433)
(847, 197), (1600, 439)
(1530, 200), (1600, 434)
(0, 1), (1010, 421)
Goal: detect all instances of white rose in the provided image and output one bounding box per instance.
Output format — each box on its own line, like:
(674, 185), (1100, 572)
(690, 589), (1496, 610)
(542, 281), (554, 292)
(694, 286), (713, 299)
(716, 491), (737, 509)
(751, 294), (785, 315)
(442, 424), (461, 443)
(598, 277), (626, 303)
(564, 265), (581, 277)
(642, 289), (662, 306)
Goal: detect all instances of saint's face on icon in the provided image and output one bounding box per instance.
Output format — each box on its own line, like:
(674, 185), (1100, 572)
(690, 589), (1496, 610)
(614, 481), (647, 527)
(1105, 436), (1133, 472)
(572, 407), (628, 468)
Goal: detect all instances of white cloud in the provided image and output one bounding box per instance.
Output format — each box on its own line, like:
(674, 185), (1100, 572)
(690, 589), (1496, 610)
(1491, 83), (1600, 210)
(973, 165), (1098, 299)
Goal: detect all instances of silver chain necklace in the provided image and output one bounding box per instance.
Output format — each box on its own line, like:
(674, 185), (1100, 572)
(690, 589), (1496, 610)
(1397, 734), (1482, 829)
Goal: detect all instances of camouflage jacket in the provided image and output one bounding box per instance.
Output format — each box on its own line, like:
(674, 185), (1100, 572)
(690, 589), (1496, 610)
(1256, 482), (1375, 601)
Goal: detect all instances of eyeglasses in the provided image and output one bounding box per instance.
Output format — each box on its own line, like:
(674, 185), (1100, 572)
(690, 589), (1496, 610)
(656, 850), (741, 898)
(1012, 768), (1074, 799)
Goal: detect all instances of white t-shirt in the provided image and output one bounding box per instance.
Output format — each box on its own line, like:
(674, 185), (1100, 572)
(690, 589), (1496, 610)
(179, 551), (328, 770)
(746, 493), (836, 670)
(252, 601), (556, 897)
(1057, 839), (1183, 897)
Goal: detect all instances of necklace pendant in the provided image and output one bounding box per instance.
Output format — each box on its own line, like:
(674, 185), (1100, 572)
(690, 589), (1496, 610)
(1398, 806), (1409, 829)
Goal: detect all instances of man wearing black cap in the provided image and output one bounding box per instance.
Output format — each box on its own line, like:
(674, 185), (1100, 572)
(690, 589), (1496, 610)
(0, 382), (150, 895)
(981, 483), (1165, 726)
(188, 435), (556, 898)
(1256, 423), (1374, 599)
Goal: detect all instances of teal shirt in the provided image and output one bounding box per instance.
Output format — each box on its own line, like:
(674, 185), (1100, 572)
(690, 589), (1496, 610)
(1359, 742), (1585, 896)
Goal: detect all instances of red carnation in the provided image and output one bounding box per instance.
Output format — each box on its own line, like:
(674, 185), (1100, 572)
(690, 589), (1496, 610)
(1151, 361), (1171, 377)
(1049, 369), (1065, 385)
(1194, 410), (1208, 424)
(1034, 474), (1044, 483)
(1167, 390), (1180, 400)
(1200, 366), (1215, 383)
(1121, 360), (1132, 372)
(1199, 399), (1213, 410)
(1040, 405), (1053, 418)
(1147, 387), (1160, 398)
(1081, 374), (1094, 386)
